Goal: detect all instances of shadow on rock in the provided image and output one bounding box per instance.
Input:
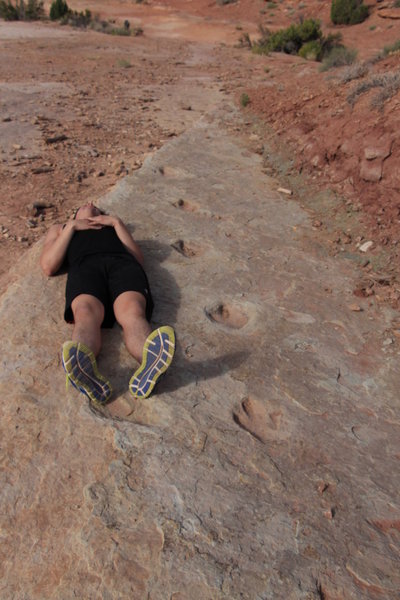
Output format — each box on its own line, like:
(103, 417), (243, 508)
(156, 345), (248, 395)
(139, 238), (180, 326)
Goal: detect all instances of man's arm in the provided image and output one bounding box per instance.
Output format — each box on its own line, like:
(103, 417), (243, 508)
(40, 222), (74, 276)
(40, 218), (103, 276)
(88, 215), (145, 266)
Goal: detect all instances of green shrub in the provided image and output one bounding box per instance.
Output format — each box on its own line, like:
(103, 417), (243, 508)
(0, 0), (18, 18)
(110, 26), (132, 36)
(330, 0), (369, 25)
(61, 8), (91, 27)
(254, 18), (322, 55)
(320, 32), (343, 55)
(50, 0), (69, 20)
(240, 93), (250, 107)
(89, 15), (142, 36)
(253, 19), (343, 62)
(0, 0), (44, 20)
(298, 39), (322, 60)
(383, 39), (400, 56)
(117, 58), (132, 68)
(320, 46), (357, 71)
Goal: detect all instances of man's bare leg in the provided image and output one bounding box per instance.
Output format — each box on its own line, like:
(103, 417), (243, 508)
(63, 294), (112, 404)
(71, 294), (105, 356)
(114, 291), (175, 399)
(113, 291), (151, 362)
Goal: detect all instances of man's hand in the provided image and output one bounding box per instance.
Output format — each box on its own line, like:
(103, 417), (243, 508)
(73, 217), (105, 230)
(87, 214), (145, 265)
(87, 215), (120, 228)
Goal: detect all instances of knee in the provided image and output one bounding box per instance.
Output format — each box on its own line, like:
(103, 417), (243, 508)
(114, 292), (147, 325)
(72, 296), (104, 325)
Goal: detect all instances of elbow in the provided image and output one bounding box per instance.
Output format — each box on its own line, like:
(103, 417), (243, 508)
(42, 266), (55, 278)
(40, 259), (56, 277)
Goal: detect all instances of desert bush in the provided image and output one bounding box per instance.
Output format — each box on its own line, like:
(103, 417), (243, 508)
(254, 18), (322, 55)
(61, 8), (91, 27)
(49, 0), (68, 20)
(110, 26), (132, 36)
(368, 39), (400, 64)
(0, 0), (44, 20)
(88, 15), (142, 36)
(347, 71), (400, 109)
(319, 32), (343, 55)
(240, 93), (250, 107)
(331, 0), (369, 25)
(298, 39), (322, 60)
(383, 39), (400, 56)
(237, 31), (252, 48)
(320, 46), (357, 70)
(253, 19), (344, 64)
(117, 58), (131, 68)
(339, 61), (369, 82)
(0, 0), (19, 18)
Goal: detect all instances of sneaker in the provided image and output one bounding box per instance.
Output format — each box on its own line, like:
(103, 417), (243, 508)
(62, 341), (112, 405)
(129, 326), (175, 399)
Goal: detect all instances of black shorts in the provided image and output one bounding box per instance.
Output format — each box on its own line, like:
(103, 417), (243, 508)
(64, 253), (154, 328)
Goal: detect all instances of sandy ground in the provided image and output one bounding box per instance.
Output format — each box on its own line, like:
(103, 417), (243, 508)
(1, 0), (400, 305)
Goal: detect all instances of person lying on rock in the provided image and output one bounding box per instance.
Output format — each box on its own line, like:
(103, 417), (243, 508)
(40, 201), (175, 405)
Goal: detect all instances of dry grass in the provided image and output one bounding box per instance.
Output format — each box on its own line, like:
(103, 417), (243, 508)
(347, 71), (400, 110)
(339, 62), (369, 83)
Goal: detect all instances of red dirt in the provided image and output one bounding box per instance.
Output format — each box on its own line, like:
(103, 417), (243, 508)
(1, 0), (400, 303)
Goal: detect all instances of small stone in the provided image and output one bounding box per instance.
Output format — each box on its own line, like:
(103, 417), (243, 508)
(359, 241), (374, 253)
(3, 116), (12, 122)
(33, 201), (52, 210)
(76, 172), (87, 182)
(383, 338), (394, 346)
(349, 303), (363, 312)
(364, 148), (379, 161)
(277, 187), (293, 195)
(13, 144), (22, 150)
(262, 167), (273, 175)
(360, 160), (382, 182)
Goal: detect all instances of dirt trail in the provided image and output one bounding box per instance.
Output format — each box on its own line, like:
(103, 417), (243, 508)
(2, 1), (400, 307)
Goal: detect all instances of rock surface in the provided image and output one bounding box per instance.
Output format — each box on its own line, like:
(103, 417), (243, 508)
(1, 101), (400, 598)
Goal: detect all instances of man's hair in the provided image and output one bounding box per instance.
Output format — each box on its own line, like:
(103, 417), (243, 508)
(72, 206), (107, 219)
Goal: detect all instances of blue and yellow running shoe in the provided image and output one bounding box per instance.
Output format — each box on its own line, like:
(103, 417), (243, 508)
(62, 341), (112, 405)
(129, 326), (175, 399)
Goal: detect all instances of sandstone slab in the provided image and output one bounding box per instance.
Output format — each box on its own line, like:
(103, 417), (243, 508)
(1, 108), (400, 599)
